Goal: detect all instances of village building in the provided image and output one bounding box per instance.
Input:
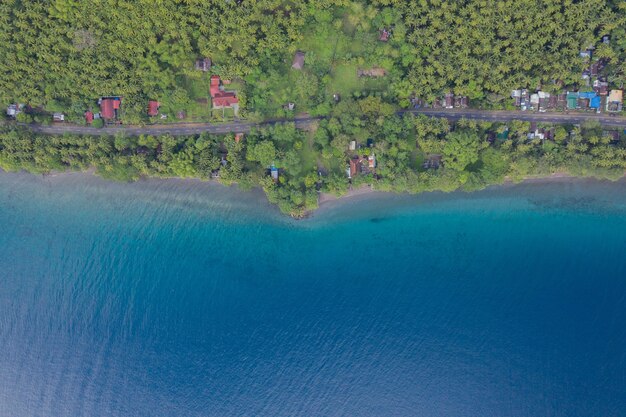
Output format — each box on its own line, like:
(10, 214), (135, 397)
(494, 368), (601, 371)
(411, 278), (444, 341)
(379, 28), (390, 42)
(292, 51), (305, 70)
(147, 100), (160, 117)
(454, 95), (468, 108)
(98, 97), (122, 120)
(52, 113), (65, 122)
(511, 89), (530, 110)
(444, 93), (454, 109)
(566, 92), (578, 110)
(578, 91), (601, 112)
(195, 57), (211, 72)
(548, 94), (558, 109)
(607, 90), (623, 112)
(6, 104), (21, 117)
(529, 93), (540, 111)
(235, 133), (244, 143)
(537, 91), (551, 112)
(511, 90), (523, 107)
(368, 154), (376, 169)
(210, 75), (239, 111)
(590, 60), (605, 78)
(580, 46), (593, 59)
(347, 158), (359, 179)
(270, 165), (279, 183)
(85, 110), (94, 124)
(347, 154), (376, 178)
(593, 79), (609, 96)
(422, 154), (442, 170)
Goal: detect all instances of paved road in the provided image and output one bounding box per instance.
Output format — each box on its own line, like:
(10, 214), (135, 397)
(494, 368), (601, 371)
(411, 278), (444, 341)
(405, 108), (626, 128)
(20, 109), (626, 137)
(24, 117), (322, 136)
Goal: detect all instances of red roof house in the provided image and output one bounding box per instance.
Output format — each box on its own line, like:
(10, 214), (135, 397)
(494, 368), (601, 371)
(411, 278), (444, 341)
(99, 97), (121, 120)
(147, 100), (160, 116)
(213, 93), (239, 108)
(100, 99), (115, 119)
(210, 76), (239, 109)
(210, 75), (221, 97)
(85, 111), (94, 124)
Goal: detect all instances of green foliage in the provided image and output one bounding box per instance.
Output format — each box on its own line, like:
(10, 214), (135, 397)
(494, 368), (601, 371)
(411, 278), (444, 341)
(443, 130), (482, 172)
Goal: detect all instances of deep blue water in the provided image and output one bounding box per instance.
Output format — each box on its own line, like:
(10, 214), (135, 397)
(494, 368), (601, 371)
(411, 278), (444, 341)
(1, 172), (626, 417)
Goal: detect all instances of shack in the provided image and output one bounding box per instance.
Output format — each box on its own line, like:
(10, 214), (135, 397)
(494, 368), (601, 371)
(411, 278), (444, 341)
(292, 51), (305, 70)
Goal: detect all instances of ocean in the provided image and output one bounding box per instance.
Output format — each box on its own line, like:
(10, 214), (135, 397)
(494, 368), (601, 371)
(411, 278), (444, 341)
(1, 172), (625, 417)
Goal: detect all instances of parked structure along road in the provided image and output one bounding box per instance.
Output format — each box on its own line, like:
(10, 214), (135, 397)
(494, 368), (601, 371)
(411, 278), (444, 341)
(21, 108), (626, 137)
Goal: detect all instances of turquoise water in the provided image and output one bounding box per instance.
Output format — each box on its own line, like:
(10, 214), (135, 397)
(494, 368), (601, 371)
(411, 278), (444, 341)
(1, 172), (626, 417)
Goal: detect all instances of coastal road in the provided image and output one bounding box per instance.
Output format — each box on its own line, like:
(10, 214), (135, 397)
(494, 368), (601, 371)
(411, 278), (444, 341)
(24, 117), (322, 137)
(20, 109), (626, 137)
(405, 108), (626, 128)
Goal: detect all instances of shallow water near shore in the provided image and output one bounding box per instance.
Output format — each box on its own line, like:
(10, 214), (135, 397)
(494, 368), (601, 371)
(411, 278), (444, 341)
(1, 172), (626, 417)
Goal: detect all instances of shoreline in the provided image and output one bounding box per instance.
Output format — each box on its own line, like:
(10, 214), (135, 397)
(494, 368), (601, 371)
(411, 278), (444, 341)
(316, 172), (624, 210)
(3, 168), (625, 217)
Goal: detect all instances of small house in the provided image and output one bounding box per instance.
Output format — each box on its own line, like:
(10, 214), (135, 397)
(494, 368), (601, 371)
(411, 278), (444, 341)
(444, 93), (454, 109)
(270, 165), (279, 183)
(210, 75), (239, 110)
(548, 95), (558, 109)
(579, 91), (601, 111)
(85, 110), (94, 124)
(566, 92), (578, 110)
(195, 57), (211, 72)
(292, 51), (305, 70)
(593, 79), (609, 96)
(348, 158), (360, 178)
(537, 91), (551, 112)
(422, 154), (442, 169)
(590, 60), (605, 78)
(6, 104), (21, 117)
(147, 100), (160, 117)
(379, 28), (390, 42)
(368, 154), (376, 169)
(349, 140), (356, 151)
(454, 95), (468, 108)
(607, 90), (623, 112)
(511, 90), (522, 106)
(235, 133), (244, 143)
(52, 113), (65, 122)
(99, 97), (121, 120)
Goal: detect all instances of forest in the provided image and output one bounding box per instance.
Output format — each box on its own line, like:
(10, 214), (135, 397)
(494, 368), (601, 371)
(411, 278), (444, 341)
(2, 0), (626, 122)
(2, 105), (626, 216)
